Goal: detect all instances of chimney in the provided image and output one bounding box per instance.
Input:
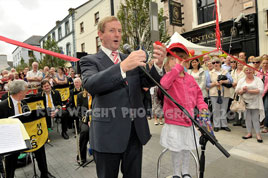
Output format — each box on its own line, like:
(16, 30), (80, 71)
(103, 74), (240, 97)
(68, 8), (75, 15)
(56, 20), (61, 26)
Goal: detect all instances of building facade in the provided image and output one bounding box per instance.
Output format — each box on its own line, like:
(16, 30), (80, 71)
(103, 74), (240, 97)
(258, 0), (268, 55)
(75, 0), (164, 55)
(163, 0), (259, 57)
(40, 9), (76, 59)
(12, 36), (43, 67)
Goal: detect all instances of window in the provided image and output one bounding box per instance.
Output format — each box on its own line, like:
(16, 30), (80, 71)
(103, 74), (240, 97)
(196, 0), (215, 25)
(80, 22), (84, 33)
(96, 36), (101, 52)
(81, 43), (85, 52)
(95, 12), (100, 25)
(58, 27), (62, 40)
(28, 50), (33, 57)
(66, 43), (71, 56)
(52, 32), (55, 40)
(267, 10), (268, 30)
(65, 21), (70, 35)
(47, 35), (51, 41)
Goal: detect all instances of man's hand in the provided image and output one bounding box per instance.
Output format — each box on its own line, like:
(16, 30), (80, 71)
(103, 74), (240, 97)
(120, 50), (146, 72)
(51, 109), (59, 118)
(152, 43), (167, 68)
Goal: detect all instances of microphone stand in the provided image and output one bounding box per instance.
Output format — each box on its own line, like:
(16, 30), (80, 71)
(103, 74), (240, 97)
(138, 65), (230, 178)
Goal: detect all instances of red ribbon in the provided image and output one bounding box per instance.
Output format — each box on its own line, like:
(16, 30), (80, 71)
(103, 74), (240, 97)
(214, 0), (222, 50)
(0, 35), (79, 62)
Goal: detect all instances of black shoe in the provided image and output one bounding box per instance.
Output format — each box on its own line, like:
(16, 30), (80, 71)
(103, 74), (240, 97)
(214, 127), (220, 132)
(222, 127), (231, 132)
(62, 132), (69, 139)
(233, 123), (242, 126)
(182, 174), (192, 178)
(172, 176), (181, 178)
(242, 135), (252, 139)
(257, 139), (263, 143)
(242, 124), (246, 128)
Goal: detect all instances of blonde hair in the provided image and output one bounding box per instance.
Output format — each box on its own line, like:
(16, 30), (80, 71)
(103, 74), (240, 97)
(243, 63), (255, 72)
(98, 16), (119, 33)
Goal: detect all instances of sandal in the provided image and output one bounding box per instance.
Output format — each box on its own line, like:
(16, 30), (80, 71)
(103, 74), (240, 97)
(261, 128), (268, 133)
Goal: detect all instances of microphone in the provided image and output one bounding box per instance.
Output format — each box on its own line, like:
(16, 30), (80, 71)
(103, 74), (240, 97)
(123, 44), (133, 54)
(123, 43), (149, 62)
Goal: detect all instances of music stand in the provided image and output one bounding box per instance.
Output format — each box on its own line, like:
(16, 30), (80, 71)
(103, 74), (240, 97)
(11, 109), (48, 178)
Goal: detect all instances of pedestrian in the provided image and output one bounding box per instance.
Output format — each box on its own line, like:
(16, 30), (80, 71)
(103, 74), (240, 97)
(79, 16), (166, 178)
(236, 64), (264, 142)
(160, 43), (208, 178)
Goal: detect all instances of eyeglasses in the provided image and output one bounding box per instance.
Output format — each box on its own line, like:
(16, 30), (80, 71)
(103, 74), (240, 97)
(252, 61), (260, 64)
(230, 61), (236, 63)
(212, 61), (221, 64)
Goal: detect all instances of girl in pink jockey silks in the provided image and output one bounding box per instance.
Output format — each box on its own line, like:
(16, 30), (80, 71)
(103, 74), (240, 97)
(160, 43), (208, 178)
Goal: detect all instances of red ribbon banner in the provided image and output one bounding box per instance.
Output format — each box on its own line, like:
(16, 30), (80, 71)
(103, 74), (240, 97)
(0, 35), (79, 62)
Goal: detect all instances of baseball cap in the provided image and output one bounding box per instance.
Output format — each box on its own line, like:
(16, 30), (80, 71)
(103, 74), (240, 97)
(167, 42), (189, 55)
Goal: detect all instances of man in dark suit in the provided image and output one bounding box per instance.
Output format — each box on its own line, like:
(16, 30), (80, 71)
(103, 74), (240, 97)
(38, 80), (69, 139)
(0, 80), (55, 178)
(76, 89), (92, 164)
(68, 77), (83, 131)
(80, 16), (166, 178)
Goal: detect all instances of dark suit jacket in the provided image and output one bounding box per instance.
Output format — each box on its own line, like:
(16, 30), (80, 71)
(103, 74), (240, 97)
(37, 90), (63, 110)
(0, 96), (29, 118)
(80, 49), (162, 153)
(68, 88), (83, 108)
(77, 92), (91, 122)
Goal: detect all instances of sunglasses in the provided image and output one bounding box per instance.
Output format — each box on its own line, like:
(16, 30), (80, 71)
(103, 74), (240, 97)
(252, 61), (260, 64)
(212, 61), (221, 64)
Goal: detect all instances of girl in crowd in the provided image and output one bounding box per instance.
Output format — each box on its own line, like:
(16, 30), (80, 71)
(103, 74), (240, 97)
(151, 86), (164, 125)
(257, 56), (268, 133)
(235, 64), (264, 142)
(206, 57), (233, 132)
(160, 43), (208, 178)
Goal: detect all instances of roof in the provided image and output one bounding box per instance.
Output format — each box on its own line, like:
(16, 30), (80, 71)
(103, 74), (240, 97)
(23, 35), (43, 46)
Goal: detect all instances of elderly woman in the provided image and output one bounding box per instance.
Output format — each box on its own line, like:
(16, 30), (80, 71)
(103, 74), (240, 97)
(206, 57), (233, 132)
(231, 59), (246, 126)
(188, 59), (207, 99)
(235, 64), (264, 142)
(257, 56), (268, 133)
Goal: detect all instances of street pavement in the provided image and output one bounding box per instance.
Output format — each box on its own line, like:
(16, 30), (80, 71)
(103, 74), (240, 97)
(16, 119), (268, 178)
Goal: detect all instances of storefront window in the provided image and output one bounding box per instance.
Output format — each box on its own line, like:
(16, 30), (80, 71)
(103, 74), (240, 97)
(196, 0), (215, 25)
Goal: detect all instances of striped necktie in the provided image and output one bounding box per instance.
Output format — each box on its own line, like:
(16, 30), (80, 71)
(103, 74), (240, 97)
(111, 51), (119, 64)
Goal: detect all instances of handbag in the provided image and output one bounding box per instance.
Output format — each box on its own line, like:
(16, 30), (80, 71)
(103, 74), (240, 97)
(217, 75), (232, 88)
(230, 94), (246, 112)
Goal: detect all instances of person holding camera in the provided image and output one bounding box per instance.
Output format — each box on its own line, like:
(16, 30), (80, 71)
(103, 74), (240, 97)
(206, 57), (233, 132)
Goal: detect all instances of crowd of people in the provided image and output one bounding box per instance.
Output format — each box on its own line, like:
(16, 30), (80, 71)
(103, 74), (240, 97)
(1, 15), (268, 178)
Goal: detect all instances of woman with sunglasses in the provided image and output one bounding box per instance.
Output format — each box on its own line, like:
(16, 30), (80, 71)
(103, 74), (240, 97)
(252, 57), (262, 74)
(206, 57), (233, 132)
(257, 56), (268, 133)
(235, 64), (264, 143)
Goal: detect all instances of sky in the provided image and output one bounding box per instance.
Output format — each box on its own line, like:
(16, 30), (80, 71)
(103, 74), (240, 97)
(0, 0), (89, 61)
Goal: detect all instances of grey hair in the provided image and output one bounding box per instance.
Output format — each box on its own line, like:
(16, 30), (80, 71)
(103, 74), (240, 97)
(8, 80), (28, 95)
(74, 77), (81, 83)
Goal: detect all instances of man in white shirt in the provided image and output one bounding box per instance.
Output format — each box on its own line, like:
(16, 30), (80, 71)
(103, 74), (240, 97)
(26, 62), (43, 87)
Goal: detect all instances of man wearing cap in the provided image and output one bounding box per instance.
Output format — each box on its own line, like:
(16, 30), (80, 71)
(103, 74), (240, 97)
(80, 16), (166, 178)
